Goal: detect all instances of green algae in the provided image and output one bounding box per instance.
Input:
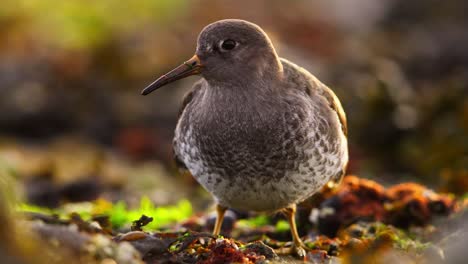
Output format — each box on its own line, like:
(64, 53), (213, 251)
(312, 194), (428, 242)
(18, 196), (192, 231)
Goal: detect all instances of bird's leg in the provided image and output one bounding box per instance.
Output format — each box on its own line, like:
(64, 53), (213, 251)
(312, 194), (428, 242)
(284, 204), (307, 258)
(212, 204), (227, 236)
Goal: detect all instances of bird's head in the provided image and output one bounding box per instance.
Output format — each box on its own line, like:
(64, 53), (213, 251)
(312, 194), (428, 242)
(142, 19), (281, 95)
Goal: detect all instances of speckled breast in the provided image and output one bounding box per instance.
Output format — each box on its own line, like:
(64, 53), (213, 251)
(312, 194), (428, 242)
(173, 94), (348, 212)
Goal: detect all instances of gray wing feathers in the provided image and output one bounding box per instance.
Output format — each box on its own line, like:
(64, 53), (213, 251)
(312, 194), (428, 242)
(173, 81), (203, 170)
(280, 58), (348, 184)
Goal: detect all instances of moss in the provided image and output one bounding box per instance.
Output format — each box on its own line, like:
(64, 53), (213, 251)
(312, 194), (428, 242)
(236, 215), (270, 229)
(18, 196), (192, 231)
(275, 220), (290, 232)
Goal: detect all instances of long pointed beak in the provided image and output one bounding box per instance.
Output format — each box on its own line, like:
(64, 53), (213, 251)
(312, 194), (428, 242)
(141, 55), (202, 95)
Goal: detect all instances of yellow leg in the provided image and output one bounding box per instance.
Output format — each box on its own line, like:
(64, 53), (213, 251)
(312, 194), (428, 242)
(212, 204), (227, 236)
(284, 204), (307, 258)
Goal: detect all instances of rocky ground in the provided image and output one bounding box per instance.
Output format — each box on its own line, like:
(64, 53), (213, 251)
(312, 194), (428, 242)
(2, 172), (466, 264)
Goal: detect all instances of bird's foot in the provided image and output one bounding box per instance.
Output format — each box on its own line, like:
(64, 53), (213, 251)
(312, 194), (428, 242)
(274, 242), (308, 260)
(291, 242), (307, 259)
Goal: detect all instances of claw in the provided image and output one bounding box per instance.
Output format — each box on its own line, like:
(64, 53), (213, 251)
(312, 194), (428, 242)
(274, 243), (308, 260)
(291, 244), (307, 259)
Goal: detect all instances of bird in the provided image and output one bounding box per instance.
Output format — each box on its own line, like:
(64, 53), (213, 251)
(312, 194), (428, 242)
(141, 19), (348, 257)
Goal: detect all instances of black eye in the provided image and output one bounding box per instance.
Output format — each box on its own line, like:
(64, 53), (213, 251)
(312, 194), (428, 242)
(220, 39), (236, 50)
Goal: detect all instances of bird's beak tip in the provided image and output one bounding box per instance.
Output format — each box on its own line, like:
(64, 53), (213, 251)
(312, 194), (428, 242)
(141, 55), (202, 96)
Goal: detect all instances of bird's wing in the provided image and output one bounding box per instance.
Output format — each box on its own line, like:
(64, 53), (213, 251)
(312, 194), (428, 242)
(315, 84), (348, 185)
(315, 85), (348, 137)
(280, 58), (347, 136)
(173, 81), (203, 170)
(280, 58), (348, 184)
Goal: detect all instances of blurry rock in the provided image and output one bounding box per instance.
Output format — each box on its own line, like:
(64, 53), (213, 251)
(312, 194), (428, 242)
(433, 219), (468, 264)
(59, 178), (102, 203)
(87, 234), (144, 264)
(314, 176), (386, 237)
(242, 241), (278, 260)
(115, 232), (176, 261)
(31, 222), (90, 255)
(339, 222), (423, 264)
(422, 244), (445, 264)
(26, 175), (103, 207)
(25, 171), (61, 208)
(386, 182), (457, 228)
(30, 221), (143, 264)
(306, 249), (329, 263)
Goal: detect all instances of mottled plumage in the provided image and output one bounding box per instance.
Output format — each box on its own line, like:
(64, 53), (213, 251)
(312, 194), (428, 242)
(142, 19), (348, 257)
(174, 59), (348, 211)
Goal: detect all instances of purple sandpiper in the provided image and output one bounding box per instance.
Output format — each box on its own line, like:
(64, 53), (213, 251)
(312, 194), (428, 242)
(142, 19), (348, 257)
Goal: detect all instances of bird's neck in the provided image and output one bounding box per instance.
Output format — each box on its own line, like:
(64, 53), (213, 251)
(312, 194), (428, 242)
(206, 56), (283, 92)
(201, 72), (284, 111)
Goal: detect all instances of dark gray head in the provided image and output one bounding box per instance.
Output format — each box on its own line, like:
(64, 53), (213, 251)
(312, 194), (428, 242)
(142, 19), (282, 95)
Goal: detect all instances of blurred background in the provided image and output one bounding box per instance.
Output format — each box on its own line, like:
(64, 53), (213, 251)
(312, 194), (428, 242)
(0, 0), (467, 210)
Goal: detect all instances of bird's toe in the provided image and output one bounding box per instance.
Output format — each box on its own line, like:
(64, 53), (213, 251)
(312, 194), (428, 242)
(291, 243), (307, 259)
